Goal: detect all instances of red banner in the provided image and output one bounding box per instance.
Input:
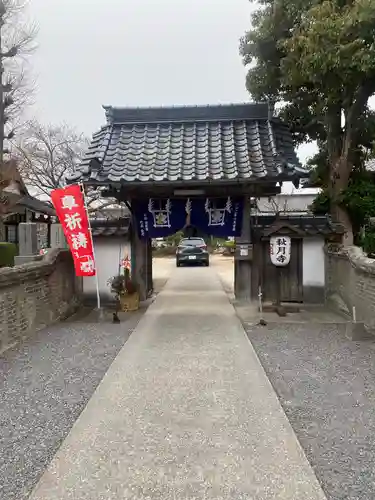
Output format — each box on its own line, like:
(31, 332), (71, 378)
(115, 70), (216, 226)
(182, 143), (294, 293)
(50, 184), (96, 277)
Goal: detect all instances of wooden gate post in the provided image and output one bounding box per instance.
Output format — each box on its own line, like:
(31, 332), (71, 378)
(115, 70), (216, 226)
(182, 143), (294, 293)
(147, 237), (153, 296)
(234, 196), (252, 301)
(130, 215), (147, 301)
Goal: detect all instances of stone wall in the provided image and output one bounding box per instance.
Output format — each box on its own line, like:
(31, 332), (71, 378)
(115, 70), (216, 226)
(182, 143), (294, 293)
(0, 249), (82, 352)
(325, 245), (375, 332)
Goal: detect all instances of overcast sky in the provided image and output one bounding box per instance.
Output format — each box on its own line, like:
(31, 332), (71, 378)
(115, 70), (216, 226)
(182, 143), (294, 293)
(27, 0), (316, 170)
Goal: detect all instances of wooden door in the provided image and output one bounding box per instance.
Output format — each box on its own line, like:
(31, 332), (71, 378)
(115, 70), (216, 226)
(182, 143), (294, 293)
(261, 238), (303, 303)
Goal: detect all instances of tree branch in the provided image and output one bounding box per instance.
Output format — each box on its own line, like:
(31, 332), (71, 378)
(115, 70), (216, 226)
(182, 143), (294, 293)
(343, 79), (375, 160)
(11, 121), (121, 214)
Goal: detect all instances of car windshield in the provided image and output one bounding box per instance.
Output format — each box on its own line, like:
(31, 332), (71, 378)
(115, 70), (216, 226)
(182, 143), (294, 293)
(179, 238), (205, 247)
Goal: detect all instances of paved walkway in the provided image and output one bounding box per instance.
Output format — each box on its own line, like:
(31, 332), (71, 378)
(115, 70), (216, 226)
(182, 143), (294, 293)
(29, 266), (326, 500)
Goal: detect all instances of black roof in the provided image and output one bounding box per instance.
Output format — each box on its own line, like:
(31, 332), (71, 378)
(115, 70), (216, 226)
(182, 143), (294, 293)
(253, 214), (345, 236)
(90, 217), (130, 238)
(19, 195), (55, 216)
(68, 103), (307, 186)
(103, 102), (272, 124)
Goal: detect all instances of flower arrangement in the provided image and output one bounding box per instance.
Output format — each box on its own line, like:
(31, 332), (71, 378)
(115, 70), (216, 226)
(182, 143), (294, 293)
(108, 268), (138, 296)
(108, 266), (139, 312)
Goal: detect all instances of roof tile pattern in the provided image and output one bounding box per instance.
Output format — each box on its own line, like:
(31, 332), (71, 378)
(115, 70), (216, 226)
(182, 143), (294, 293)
(90, 217), (130, 238)
(70, 104), (306, 184)
(254, 215), (345, 236)
(91, 226), (129, 237)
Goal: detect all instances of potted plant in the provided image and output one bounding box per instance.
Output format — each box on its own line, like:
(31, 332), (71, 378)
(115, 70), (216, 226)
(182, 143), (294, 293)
(108, 268), (140, 312)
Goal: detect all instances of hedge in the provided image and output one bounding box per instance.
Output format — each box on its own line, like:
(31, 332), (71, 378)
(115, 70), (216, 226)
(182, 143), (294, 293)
(0, 242), (18, 267)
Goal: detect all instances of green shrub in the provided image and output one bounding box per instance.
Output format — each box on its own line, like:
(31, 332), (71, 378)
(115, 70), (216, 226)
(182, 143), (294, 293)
(152, 246), (177, 257)
(165, 231), (184, 246)
(223, 240), (235, 248)
(361, 230), (375, 257)
(0, 242), (18, 267)
(222, 239), (235, 255)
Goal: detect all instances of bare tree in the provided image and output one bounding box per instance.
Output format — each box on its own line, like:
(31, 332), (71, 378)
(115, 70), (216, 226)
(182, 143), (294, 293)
(265, 197), (287, 216)
(13, 120), (120, 213)
(14, 120), (87, 197)
(0, 0), (36, 240)
(0, 0), (37, 161)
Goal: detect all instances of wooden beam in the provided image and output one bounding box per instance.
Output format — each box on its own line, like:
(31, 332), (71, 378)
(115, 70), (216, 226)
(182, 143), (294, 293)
(97, 181), (282, 201)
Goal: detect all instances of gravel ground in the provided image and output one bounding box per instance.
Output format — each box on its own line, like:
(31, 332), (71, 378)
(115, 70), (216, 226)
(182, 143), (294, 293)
(0, 311), (143, 500)
(244, 322), (375, 500)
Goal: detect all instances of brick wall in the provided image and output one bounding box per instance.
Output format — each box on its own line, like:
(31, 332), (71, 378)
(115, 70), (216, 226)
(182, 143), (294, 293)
(325, 245), (375, 332)
(0, 249), (82, 352)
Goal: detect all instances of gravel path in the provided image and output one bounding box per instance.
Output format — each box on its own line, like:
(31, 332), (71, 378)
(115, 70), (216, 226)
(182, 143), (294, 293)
(244, 322), (375, 500)
(0, 312), (143, 500)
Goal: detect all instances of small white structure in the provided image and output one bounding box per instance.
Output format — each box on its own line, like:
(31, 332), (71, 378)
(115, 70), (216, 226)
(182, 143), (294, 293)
(255, 192), (317, 215)
(302, 237), (326, 301)
(253, 212), (343, 303)
(249, 192), (346, 303)
(83, 219), (131, 304)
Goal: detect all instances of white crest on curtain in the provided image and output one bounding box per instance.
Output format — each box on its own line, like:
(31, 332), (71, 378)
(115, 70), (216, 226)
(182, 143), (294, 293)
(205, 196), (232, 226)
(148, 198), (172, 228)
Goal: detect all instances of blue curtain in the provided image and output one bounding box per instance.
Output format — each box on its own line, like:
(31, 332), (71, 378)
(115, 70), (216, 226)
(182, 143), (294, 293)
(133, 197), (244, 239)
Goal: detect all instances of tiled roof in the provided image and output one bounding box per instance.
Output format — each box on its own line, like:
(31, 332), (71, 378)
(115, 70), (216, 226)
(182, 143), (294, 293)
(69, 103), (307, 185)
(253, 215), (345, 236)
(91, 206), (130, 220)
(18, 195), (56, 216)
(90, 217), (130, 238)
(91, 226), (129, 237)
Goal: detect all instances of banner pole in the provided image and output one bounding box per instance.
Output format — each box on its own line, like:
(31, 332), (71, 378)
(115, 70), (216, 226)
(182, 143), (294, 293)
(80, 183), (101, 312)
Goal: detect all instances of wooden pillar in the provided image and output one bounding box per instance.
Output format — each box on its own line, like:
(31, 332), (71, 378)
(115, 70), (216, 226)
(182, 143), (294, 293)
(147, 238), (153, 295)
(130, 219), (148, 301)
(234, 196), (252, 301)
(143, 236), (153, 297)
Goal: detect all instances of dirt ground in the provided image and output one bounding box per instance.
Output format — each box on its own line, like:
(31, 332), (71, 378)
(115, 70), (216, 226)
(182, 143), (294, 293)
(210, 254), (235, 292)
(152, 256), (176, 293)
(153, 254), (235, 294)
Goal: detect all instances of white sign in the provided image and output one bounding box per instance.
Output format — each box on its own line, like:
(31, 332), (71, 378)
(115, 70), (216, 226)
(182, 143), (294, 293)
(270, 235), (291, 266)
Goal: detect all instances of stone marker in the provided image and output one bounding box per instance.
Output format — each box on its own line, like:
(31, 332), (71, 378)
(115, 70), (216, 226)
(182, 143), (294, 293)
(14, 222), (41, 265)
(50, 223), (68, 249)
(18, 222), (38, 256)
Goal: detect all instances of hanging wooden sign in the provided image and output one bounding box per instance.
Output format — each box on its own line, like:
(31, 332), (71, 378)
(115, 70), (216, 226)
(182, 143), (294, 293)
(270, 235), (291, 266)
